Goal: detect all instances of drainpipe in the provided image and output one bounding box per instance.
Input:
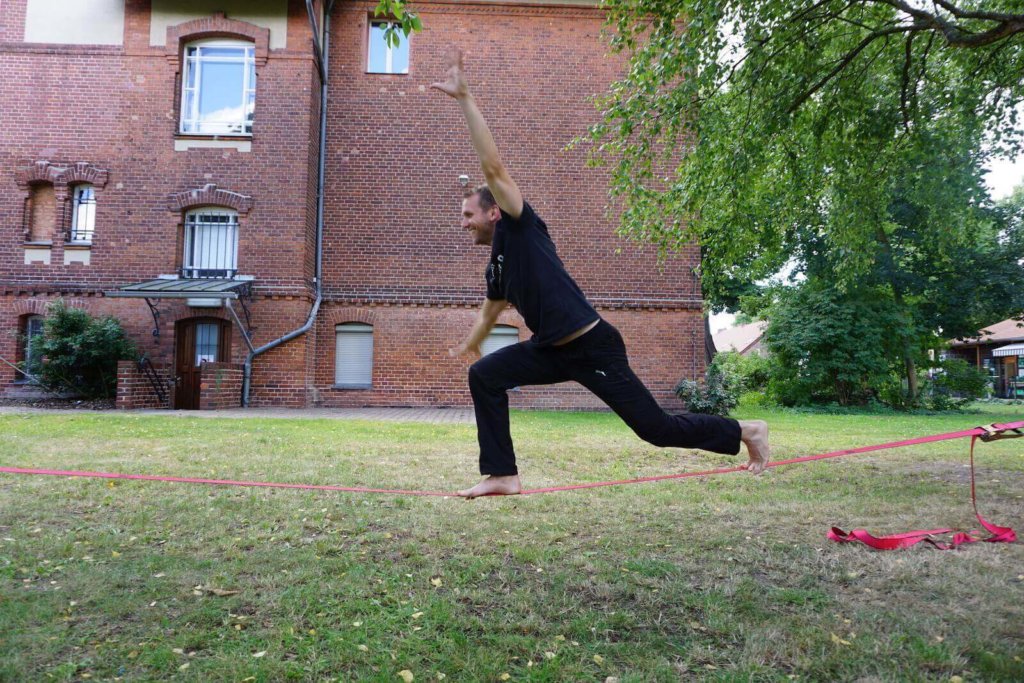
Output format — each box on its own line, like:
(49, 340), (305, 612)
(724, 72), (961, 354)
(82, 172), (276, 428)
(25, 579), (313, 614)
(241, 0), (333, 406)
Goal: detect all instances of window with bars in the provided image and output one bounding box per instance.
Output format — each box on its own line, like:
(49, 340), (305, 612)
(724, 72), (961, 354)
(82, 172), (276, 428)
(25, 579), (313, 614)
(180, 41), (256, 135)
(182, 209), (239, 278)
(335, 323), (373, 388)
(367, 21), (409, 74)
(69, 184), (96, 243)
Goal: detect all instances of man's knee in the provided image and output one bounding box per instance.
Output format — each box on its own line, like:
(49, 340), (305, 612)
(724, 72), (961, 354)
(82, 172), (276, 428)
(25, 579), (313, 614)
(468, 358), (495, 390)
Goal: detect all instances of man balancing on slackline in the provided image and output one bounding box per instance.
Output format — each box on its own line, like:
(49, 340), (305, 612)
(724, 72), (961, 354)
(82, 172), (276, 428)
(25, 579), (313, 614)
(432, 48), (770, 499)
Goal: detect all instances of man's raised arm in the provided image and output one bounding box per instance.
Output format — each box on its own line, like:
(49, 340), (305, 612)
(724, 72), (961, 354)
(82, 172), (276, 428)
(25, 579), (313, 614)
(431, 48), (524, 219)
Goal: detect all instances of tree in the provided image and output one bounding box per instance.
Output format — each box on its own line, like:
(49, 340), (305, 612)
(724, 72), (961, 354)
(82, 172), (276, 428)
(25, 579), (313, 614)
(763, 281), (905, 406)
(585, 0), (1023, 303)
(582, 0), (1023, 397)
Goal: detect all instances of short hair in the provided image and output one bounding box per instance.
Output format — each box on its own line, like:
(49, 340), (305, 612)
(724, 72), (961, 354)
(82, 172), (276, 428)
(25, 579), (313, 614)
(464, 184), (496, 210)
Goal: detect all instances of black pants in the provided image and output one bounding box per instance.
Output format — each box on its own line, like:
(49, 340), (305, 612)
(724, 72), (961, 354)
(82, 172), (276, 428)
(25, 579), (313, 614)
(468, 319), (743, 476)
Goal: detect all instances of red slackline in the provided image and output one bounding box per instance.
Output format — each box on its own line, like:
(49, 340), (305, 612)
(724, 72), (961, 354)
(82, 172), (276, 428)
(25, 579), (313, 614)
(1, 421), (1020, 549)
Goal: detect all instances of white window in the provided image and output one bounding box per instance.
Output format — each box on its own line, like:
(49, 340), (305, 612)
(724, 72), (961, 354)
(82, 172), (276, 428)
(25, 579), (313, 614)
(70, 184), (96, 243)
(21, 315), (45, 376)
(367, 21), (409, 74)
(180, 40), (256, 135)
(195, 322), (220, 365)
(183, 209), (239, 278)
(481, 325), (519, 356)
(335, 323), (374, 387)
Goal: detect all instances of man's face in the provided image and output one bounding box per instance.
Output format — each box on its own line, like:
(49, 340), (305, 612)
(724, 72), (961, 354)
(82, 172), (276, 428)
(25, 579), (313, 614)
(461, 193), (499, 246)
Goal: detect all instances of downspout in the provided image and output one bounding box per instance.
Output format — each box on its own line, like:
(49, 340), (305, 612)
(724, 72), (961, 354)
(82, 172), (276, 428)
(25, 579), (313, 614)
(242, 0), (333, 406)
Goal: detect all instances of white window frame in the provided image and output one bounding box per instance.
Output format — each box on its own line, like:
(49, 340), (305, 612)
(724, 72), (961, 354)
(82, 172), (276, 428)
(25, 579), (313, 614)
(367, 21), (409, 75)
(194, 321), (220, 366)
(20, 315), (44, 380)
(335, 323), (374, 388)
(182, 208), (239, 279)
(481, 325), (519, 357)
(69, 184), (96, 243)
(180, 39), (256, 136)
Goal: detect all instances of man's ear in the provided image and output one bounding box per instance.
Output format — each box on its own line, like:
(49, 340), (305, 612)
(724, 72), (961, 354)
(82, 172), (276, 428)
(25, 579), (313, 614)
(487, 204), (502, 222)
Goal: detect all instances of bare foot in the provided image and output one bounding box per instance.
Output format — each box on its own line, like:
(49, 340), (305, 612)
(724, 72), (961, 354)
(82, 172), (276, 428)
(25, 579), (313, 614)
(739, 420), (770, 474)
(457, 475), (522, 499)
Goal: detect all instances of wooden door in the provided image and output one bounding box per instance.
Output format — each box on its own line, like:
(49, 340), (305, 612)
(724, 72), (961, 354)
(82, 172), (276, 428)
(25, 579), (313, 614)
(175, 319), (231, 409)
(175, 321), (199, 409)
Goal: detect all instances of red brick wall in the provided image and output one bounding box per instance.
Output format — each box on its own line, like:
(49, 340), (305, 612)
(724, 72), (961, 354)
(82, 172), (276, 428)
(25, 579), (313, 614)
(199, 361), (243, 409)
(2, 1), (709, 411)
(313, 303), (703, 409)
(116, 358), (171, 410)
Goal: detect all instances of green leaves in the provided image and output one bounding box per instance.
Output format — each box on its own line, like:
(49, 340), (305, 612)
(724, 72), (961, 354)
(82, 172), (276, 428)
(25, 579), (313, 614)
(373, 0), (422, 48)
(588, 0), (1024, 308)
(28, 300), (137, 399)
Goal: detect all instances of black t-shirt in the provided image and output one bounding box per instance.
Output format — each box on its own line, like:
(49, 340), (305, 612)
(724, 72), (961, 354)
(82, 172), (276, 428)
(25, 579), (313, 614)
(485, 201), (599, 346)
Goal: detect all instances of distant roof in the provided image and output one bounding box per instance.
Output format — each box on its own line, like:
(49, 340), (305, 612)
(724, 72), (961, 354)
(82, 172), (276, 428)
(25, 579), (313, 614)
(713, 320), (767, 354)
(950, 317), (1024, 347)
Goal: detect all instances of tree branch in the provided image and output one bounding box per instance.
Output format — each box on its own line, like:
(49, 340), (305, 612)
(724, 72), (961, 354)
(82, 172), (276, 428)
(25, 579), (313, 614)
(787, 24), (923, 113)
(900, 32), (914, 133)
(931, 0), (1024, 23)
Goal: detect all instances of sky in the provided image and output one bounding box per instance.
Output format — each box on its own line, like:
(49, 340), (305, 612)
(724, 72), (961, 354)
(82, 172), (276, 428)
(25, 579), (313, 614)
(710, 156), (1024, 333)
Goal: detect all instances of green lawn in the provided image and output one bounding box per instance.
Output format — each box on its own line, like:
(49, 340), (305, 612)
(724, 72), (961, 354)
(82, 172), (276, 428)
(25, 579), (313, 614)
(1, 405), (1022, 682)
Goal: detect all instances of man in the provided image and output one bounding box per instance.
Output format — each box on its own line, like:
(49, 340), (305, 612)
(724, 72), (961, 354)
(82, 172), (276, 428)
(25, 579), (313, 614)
(432, 49), (769, 499)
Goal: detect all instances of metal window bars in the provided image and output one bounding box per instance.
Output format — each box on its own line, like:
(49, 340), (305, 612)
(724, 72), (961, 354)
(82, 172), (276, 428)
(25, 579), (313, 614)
(182, 210), (239, 279)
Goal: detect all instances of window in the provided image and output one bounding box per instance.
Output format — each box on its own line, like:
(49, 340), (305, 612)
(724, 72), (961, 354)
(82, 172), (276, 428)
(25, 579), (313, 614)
(481, 325), (519, 356)
(367, 21), (409, 74)
(194, 322), (220, 365)
(28, 184), (56, 242)
(180, 40), (256, 135)
(70, 184), (96, 243)
(18, 315), (44, 380)
(335, 323), (373, 387)
(183, 209), (239, 278)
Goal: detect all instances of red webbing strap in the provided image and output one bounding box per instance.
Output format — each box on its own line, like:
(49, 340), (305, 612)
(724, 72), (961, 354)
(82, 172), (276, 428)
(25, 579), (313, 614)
(1, 421), (1021, 505)
(828, 423), (1021, 550)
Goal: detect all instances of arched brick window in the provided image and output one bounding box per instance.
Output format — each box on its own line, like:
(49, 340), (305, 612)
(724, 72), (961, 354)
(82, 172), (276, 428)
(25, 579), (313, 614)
(69, 184), (97, 243)
(335, 323), (374, 388)
(17, 314), (45, 379)
(27, 183), (56, 243)
(182, 207), (239, 278)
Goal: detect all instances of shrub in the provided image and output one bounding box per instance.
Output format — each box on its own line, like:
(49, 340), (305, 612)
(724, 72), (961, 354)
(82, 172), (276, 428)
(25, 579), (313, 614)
(674, 362), (739, 416)
(27, 300), (137, 399)
(922, 358), (989, 411)
(714, 351), (771, 394)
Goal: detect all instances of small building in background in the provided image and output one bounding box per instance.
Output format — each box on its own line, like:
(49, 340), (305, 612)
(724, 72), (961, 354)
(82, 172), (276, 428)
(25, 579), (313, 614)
(947, 318), (1024, 398)
(713, 320), (767, 357)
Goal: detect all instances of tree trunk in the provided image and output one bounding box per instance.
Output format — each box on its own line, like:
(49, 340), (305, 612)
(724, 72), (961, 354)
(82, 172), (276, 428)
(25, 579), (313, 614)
(704, 314), (717, 367)
(903, 342), (918, 400)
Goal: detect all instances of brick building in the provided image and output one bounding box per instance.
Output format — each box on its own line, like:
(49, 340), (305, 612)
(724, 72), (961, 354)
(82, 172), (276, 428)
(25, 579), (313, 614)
(1, 0), (708, 411)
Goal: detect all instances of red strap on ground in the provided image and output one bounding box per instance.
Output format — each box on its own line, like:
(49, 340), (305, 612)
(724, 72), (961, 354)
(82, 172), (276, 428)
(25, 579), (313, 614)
(1, 422), (1021, 513)
(828, 423), (1021, 550)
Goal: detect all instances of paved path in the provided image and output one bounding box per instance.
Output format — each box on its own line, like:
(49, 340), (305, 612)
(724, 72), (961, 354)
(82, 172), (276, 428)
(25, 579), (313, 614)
(0, 406), (476, 424)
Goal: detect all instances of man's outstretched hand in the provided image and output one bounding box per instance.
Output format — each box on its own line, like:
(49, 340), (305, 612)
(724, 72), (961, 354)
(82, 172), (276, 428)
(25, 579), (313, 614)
(431, 47), (469, 99)
(449, 340), (482, 361)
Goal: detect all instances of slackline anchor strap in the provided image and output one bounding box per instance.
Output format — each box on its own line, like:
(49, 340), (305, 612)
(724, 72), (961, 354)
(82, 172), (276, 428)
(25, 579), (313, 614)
(828, 422), (1021, 551)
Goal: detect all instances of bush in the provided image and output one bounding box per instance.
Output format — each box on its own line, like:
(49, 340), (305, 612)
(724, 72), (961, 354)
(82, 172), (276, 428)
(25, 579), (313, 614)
(922, 358), (989, 411)
(714, 351), (771, 394)
(27, 300), (137, 399)
(674, 362), (739, 416)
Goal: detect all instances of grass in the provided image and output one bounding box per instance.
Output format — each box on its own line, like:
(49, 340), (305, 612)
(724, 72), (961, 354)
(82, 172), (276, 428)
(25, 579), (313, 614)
(0, 404), (1022, 682)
